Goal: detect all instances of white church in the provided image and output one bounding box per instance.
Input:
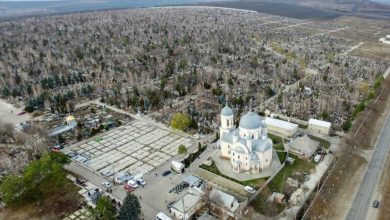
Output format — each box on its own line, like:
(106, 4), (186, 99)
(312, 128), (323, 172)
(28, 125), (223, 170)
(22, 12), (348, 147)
(218, 103), (273, 173)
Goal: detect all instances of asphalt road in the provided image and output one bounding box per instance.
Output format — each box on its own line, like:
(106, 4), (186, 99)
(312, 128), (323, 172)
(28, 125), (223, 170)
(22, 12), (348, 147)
(347, 113), (390, 220)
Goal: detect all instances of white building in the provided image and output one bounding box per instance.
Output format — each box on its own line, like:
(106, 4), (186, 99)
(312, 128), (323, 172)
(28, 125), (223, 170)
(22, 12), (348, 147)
(219, 104), (273, 173)
(308, 119), (331, 135)
(264, 117), (298, 137)
(169, 193), (203, 220)
(379, 35), (390, 45)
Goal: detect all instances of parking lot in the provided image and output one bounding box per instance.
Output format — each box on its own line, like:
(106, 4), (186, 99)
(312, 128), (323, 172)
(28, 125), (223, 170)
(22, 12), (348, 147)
(63, 119), (193, 177)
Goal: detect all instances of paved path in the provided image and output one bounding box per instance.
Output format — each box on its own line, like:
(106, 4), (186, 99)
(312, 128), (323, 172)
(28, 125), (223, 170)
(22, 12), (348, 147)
(347, 113), (390, 220)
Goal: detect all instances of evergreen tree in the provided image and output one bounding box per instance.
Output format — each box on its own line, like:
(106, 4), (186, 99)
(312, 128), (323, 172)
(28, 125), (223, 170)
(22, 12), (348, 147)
(119, 193), (141, 220)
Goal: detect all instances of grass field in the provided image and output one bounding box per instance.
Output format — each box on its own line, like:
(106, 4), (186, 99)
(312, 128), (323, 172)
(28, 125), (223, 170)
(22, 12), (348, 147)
(268, 155), (315, 193)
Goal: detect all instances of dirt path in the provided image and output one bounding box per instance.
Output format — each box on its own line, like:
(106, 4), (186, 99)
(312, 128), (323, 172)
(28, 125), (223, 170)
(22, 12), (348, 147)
(0, 98), (30, 125)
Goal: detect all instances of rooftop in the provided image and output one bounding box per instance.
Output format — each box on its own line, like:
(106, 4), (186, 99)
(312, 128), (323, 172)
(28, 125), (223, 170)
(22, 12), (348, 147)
(171, 193), (202, 213)
(309, 118), (331, 128)
(209, 188), (239, 212)
(265, 117), (298, 130)
(221, 105), (234, 117)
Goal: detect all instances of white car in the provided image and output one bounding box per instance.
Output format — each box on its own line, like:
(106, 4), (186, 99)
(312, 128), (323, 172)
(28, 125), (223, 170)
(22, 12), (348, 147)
(102, 181), (112, 188)
(137, 178), (146, 186)
(245, 186), (256, 194)
(127, 180), (138, 188)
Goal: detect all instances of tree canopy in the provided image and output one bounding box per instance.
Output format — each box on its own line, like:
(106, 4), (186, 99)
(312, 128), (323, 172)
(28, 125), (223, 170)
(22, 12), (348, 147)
(178, 144), (187, 154)
(89, 196), (117, 220)
(0, 152), (70, 206)
(119, 193), (141, 220)
(170, 113), (192, 131)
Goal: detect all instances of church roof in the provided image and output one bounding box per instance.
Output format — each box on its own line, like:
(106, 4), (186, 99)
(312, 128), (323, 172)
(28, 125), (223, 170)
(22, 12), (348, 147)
(251, 153), (260, 161)
(239, 112), (263, 130)
(221, 105), (234, 117)
(237, 138), (247, 146)
(253, 139), (272, 152)
(234, 146), (246, 154)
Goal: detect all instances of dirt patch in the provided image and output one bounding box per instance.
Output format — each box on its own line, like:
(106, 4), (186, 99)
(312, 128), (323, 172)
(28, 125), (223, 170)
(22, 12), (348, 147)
(0, 181), (82, 220)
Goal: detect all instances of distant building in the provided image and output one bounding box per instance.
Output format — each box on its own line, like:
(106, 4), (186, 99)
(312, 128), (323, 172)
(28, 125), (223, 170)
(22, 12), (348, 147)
(264, 117), (298, 137)
(219, 103), (273, 173)
(289, 134), (320, 159)
(169, 193), (203, 220)
(308, 119), (331, 135)
(379, 35), (390, 44)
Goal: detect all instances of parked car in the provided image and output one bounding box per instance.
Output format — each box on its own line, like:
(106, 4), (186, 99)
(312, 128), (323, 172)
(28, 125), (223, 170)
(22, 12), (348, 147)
(124, 184), (135, 192)
(54, 143), (65, 149)
(127, 180), (138, 188)
(76, 177), (87, 186)
(102, 181), (112, 188)
(51, 146), (61, 152)
(373, 200), (380, 208)
(17, 111), (26, 116)
(245, 186), (256, 194)
(115, 171), (133, 184)
(162, 170), (171, 176)
(66, 151), (77, 158)
(136, 178), (146, 186)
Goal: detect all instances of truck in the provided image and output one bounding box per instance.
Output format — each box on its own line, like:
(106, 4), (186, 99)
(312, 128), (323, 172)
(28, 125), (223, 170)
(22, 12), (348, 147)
(171, 160), (185, 173)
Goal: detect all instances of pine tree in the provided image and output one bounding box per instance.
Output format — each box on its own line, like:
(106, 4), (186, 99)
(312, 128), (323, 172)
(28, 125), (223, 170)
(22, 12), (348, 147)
(119, 193), (141, 220)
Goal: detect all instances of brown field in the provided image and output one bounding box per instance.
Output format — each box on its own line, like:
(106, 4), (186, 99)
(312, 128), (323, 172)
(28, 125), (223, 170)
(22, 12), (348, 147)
(329, 16), (390, 44)
(351, 42), (390, 62)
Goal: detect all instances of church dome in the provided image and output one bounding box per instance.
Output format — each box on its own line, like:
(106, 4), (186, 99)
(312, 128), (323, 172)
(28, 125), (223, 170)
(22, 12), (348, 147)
(239, 112), (263, 129)
(66, 115), (75, 123)
(221, 106), (234, 117)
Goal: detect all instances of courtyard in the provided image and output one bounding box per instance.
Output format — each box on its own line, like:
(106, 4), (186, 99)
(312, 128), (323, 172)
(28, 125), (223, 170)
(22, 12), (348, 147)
(63, 119), (193, 177)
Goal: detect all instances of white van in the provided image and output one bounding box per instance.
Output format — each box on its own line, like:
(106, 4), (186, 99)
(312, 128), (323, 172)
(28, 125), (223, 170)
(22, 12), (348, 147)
(156, 212), (172, 220)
